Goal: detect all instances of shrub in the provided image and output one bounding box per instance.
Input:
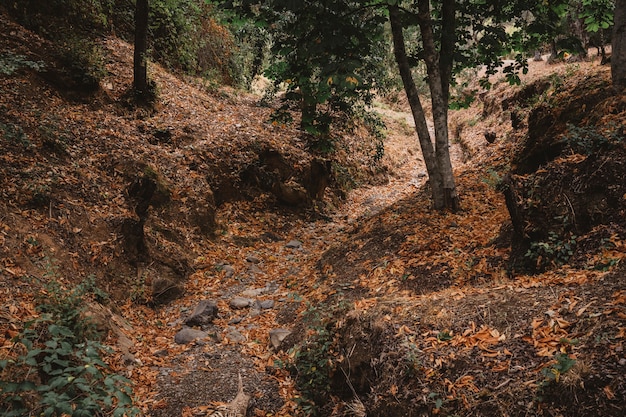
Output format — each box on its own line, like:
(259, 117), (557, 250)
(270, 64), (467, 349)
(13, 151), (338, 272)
(0, 277), (139, 417)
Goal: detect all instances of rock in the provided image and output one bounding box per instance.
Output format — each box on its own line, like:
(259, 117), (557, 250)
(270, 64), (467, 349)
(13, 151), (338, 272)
(154, 349), (169, 357)
(246, 254), (261, 264)
(225, 327), (246, 343)
(223, 264), (235, 278)
(174, 328), (208, 344)
(122, 351), (138, 366)
(258, 299), (275, 310)
(242, 287), (266, 297)
(242, 282), (277, 298)
(229, 316), (243, 325)
(269, 328), (292, 350)
(249, 307), (262, 317)
(286, 239), (302, 249)
(230, 297), (254, 309)
(184, 300), (218, 326)
(248, 263), (263, 274)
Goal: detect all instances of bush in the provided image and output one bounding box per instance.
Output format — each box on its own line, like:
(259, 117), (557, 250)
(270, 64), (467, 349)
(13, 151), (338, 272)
(0, 277), (139, 417)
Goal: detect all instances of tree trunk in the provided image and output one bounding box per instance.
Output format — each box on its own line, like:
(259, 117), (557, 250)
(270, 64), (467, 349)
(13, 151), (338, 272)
(133, 0), (149, 95)
(613, 0), (626, 89)
(388, 5), (445, 209)
(416, 0), (460, 211)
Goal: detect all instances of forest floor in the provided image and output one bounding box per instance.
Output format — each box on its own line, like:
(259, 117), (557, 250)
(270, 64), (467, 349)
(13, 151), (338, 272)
(1, 9), (625, 417)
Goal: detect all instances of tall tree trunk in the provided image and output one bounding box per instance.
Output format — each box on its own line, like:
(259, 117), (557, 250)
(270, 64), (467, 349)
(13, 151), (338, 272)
(613, 0), (626, 89)
(439, 0), (455, 102)
(388, 5), (445, 209)
(417, 0), (460, 211)
(133, 0), (149, 96)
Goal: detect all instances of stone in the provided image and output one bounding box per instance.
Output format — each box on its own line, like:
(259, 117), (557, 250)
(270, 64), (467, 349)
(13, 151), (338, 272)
(184, 300), (218, 326)
(246, 254), (261, 264)
(241, 282), (277, 297)
(223, 264), (235, 278)
(248, 263), (263, 274)
(269, 328), (292, 349)
(230, 297), (254, 309)
(286, 239), (302, 249)
(258, 299), (275, 310)
(225, 327), (246, 343)
(174, 328), (208, 344)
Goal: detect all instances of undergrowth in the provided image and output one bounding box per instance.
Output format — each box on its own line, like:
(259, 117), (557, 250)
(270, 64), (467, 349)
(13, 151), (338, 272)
(0, 276), (138, 417)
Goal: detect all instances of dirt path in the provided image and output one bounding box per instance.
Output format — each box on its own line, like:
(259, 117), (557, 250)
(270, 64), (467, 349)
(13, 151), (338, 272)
(148, 102), (472, 415)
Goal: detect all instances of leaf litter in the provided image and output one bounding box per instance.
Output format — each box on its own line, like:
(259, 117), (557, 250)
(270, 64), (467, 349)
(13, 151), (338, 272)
(1, 10), (625, 417)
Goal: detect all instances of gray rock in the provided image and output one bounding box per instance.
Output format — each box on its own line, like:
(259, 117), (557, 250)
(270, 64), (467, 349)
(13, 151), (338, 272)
(225, 327), (246, 343)
(223, 264), (235, 278)
(242, 287), (266, 298)
(269, 328), (292, 349)
(242, 282), (277, 297)
(258, 299), (275, 310)
(230, 297), (254, 309)
(248, 263), (264, 274)
(184, 300), (218, 326)
(174, 328), (208, 344)
(246, 254), (261, 264)
(286, 240), (302, 249)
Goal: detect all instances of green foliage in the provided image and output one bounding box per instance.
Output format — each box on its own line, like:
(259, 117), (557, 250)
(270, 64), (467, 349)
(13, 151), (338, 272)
(580, 0), (614, 33)
(58, 35), (107, 90)
(525, 231), (577, 270)
(0, 122), (30, 148)
(538, 353), (577, 389)
(562, 124), (624, 155)
(235, 0), (388, 138)
(149, 0), (202, 72)
(278, 302), (349, 416)
(0, 53), (45, 75)
(482, 168), (503, 189)
(0, 277), (138, 417)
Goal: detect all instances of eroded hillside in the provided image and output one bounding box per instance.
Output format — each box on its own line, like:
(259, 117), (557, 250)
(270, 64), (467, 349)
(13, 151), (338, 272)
(1, 8), (625, 417)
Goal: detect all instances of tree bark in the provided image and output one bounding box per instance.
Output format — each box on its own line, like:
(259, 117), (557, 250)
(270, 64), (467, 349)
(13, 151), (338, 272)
(133, 0), (149, 96)
(613, 0), (626, 90)
(388, 5), (445, 209)
(417, 0), (460, 211)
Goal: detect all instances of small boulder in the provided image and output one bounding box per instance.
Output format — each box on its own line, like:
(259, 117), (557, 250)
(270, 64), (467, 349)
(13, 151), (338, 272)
(184, 300), (218, 326)
(248, 264), (264, 275)
(230, 297), (254, 309)
(286, 240), (302, 249)
(269, 328), (292, 350)
(258, 300), (275, 310)
(246, 254), (261, 264)
(224, 327), (246, 343)
(174, 328), (208, 344)
(223, 264), (235, 278)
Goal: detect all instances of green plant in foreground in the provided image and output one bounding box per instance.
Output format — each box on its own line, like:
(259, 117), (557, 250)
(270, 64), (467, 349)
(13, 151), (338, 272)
(0, 53), (45, 75)
(537, 353), (577, 401)
(525, 231), (577, 270)
(0, 278), (138, 417)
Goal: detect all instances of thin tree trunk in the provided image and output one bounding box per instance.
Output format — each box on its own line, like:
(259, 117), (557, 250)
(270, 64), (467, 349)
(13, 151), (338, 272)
(439, 0), (455, 102)
(417, 0), (460, 211)
(388, 5), (445, 209)
(613, 0), (626, 89)
(133, 0), (149, 95)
